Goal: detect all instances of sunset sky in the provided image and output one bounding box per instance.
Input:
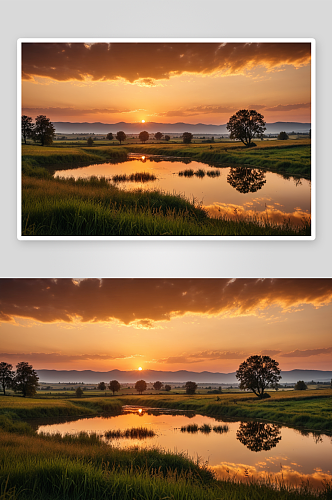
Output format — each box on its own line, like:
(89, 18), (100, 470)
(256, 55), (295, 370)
(21, 42), (312, 125)
(0, 279), (331, 373)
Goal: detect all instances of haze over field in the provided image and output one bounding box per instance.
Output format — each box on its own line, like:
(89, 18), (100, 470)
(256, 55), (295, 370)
(0, 279), (331, 373)
(22, 42), (311, 125)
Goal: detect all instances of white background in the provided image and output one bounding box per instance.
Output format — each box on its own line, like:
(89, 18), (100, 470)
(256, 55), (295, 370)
(1, 0), (331, 278)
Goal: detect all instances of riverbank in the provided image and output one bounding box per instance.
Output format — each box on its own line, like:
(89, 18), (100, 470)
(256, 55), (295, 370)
(0, 412), (330, 500)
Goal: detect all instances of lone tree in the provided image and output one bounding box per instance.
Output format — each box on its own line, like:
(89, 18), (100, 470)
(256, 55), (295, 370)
(226, 109), (266, 147)
(154, 132), (163, 141)
(236, 355), (281, 399)
(0, 362), (14, 396)
(153, 381), (163, 391)
(33, 115), (55, 146)
(278, 131), (289, 140)
(75, 387), (83, 398)
(139, 131), (149, 144)
(164, 384), (171, 392)
(87, 137), (94, 146)
(13, 362), (39, 397)
(294, 380), (307, 391)
(185, 381), (197, 395)
(116, 131), (126, 145)
(135, 379), (147, 394)
(21, 115), (34, 144)
(236, 422), (282, 452)
(182, 132), (193, 144)
(97, 382), (106, 391)
(109, 380), (121, 395)
(164, 135), (170, 142)
(106, 132), (114, 141)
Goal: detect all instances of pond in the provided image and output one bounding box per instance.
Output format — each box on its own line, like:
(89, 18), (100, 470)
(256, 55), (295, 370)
(54, 154), (311, 227)
(34, 406), (330, 489)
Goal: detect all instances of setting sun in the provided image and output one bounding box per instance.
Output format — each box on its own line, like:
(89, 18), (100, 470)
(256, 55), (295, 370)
(138, 367), (142, 371)
(141, 120), (145, 123)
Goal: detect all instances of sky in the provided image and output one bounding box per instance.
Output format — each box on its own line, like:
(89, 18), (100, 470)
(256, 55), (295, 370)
(0, 279), (331, 373)
(21, 42), (312, 125)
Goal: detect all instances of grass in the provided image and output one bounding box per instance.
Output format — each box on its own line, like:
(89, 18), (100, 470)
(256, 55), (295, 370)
(112, 172), (157, 182)
(0, 414), (330, 500)
(104, 427), (155, 439)
(22, 175), (310, 237)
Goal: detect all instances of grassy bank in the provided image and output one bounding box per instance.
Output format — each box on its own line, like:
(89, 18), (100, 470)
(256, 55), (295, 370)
(124, 139), (311, 178)
(119, 391), (332, 434)
(0, 415), (330, 500)
(22, 175), (310, 237)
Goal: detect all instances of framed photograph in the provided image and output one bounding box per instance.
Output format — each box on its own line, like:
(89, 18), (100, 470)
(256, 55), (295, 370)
(18, 39), (315, 240)
(1, 278), (331, 496)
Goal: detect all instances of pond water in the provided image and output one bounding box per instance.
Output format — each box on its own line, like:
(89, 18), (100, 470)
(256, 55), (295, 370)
(53, 154), (311, 227)
(34, 406), (330, 489)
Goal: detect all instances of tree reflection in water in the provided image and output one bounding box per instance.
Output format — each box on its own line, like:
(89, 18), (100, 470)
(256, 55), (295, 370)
(236, 422), (282, 452)
(227, 167), (266, 194)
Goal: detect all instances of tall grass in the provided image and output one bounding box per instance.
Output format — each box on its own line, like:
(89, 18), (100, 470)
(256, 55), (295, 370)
(112, 172), (157, 182)
(105, 427), (155, 439)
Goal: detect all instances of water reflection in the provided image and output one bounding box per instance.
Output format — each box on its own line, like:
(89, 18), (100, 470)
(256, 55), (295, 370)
(227, 167), (266, 194)
(236, 422), (282, 452)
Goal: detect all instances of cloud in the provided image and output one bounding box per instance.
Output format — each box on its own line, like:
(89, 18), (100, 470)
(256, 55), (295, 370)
(22, 106), (131, 117)
(248, 104), (267, 110)
(0, 279), (331, 326)
(0, 352), (128, 364)
(22, 42), (311, 83)
(264, 102), (311, 112)
(281, 347), (332, 358)
(159, 350), (248, 364)
(161, 105), (236, 118)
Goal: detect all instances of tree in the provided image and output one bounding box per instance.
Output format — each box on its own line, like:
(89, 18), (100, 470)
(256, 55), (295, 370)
(153, 381), (163, 391)
(21, 115), (33, 144)
(294, 380), (307, 391)
(226, 109), (266, 147)
(116, 131), (126, 145)
(236, 422), (282, 452)
(185, 381), (197, 395)
(278, 131), (289, 140)
(154, 132), (163, 141)
(87, 137), (94, 146)
(106, 133), (114, 141)
(0, 362), (14, 396)
(75, 387), (83, 397)
(182, 132), (193, 144)
(135, 379), (147, 394)
(139, 131), (149, 143)
(164, 384), (171, 392)
(13, 362), (39, 397)
(164, 135), (170, 142)
(33, 115), (55, 146)
(236, 355), (281, 399)
(227, 167), (266, 194)
(109, 380), (121, 395)
(97, 382), (106, 391)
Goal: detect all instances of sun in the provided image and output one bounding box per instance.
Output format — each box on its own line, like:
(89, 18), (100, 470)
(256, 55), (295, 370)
(138, 367), (142, 371)
(141, 119), (145, 123)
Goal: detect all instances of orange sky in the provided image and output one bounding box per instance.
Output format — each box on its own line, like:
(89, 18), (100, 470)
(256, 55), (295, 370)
(21, 42), (312, 125)
(0, 279), (331, 373)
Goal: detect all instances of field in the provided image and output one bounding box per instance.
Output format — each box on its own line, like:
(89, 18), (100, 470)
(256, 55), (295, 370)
(21, 141), (311, 237)
(1, 389), (331, 500)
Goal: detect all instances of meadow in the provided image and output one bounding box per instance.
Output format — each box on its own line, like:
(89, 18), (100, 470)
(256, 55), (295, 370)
(1, 389), (331, 500)
(21, 140), (311, 237)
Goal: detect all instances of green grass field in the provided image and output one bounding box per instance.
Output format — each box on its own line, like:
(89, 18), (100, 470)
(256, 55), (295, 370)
(0, 390), (331, 500)
(21, 141), (311, 237)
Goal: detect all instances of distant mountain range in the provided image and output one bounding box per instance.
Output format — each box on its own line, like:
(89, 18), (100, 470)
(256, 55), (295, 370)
(54, 121), (311, 135)
(37, 369), (332, 384)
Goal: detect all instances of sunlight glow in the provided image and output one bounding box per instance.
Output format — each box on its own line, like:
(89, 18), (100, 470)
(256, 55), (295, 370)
(138, 367), (142, 371)
(141, 119), (145, 123)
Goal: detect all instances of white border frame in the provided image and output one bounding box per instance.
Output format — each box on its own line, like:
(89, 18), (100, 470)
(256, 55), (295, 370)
(17, 38), (316, 241)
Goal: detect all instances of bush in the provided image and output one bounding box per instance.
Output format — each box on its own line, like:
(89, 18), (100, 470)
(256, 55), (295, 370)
(278, 131), (289, 140)
(75, 387), (83, 397)
(294, 380), (307, 390)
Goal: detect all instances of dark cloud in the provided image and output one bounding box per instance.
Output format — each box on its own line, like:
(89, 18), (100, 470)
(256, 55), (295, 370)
(281, 347), (332, 358)
(0, 279), (331, 325)
(22, 42), (311, 83)
(264, 102), (311, 112)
